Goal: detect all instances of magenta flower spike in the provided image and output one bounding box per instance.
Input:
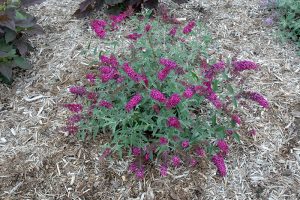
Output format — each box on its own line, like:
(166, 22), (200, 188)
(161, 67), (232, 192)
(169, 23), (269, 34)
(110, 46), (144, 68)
(166, 93), (181, 109)
(125, 93), (143, 112)
(217, 140), (229, 156)
(69, 86), (86, 96)
(150, 89), (167, 103)
(212, 154), (227, 177)
(233, 60), (258, 72)
(167, 117), (181, 129)
(247, 92), (269, 108)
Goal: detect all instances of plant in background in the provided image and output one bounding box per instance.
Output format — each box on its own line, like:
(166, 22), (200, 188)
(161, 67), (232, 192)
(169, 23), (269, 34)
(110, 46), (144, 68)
(64, 10), (269, 179)
(0, 0), (43, 83)
(277, 0), (300, 49)
(74, 0), (190, 17)
(74, 0), (159, 16)
(260, 0), (300, 51)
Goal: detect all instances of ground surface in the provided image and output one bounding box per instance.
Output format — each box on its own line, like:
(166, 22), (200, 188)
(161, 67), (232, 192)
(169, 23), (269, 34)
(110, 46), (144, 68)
(0, 0), (299, 199)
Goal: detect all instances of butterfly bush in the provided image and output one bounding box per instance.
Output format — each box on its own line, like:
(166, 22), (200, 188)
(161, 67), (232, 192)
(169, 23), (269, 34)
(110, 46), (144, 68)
(64, 10), (269, 178)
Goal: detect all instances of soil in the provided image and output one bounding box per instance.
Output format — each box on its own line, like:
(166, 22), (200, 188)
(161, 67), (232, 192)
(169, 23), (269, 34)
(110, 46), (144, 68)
(0, 0), (299, 199)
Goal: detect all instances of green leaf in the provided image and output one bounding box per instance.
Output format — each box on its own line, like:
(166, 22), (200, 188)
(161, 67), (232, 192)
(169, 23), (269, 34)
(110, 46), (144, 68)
(0, 38), (13, 52)
(232, 97), (238, 108)
(104, 0), (124, 5)
(212, 79), (219, 92)
(5, 28), (16, 43)
(211, 114), (217, 126)
(15, 10), (27, 20)
(14, 56), (31, 69)
(227, 84), (234, 94)
(232, 133), (240, 143)
(0, 62), (13, 82)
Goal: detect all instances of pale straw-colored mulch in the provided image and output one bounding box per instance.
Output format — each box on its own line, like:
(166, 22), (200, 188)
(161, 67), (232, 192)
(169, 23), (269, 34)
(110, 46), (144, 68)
(0, 0), (299, 199)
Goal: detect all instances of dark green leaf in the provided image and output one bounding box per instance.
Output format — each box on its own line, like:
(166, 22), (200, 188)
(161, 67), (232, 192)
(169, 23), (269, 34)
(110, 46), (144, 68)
(211, 114), (217, 126)
(233, 97), (238, 108)
(227, 84), (234, 94)
(105, 0), (124, 5)
(232, 133), (240, 143)
(5, 28), (16, 43)
(0, 62), (13, 82)
(14, 37), (29, 56)
(212, 79), (219, 92)
(0, 38), (13, 52)
(15, 15), (37, 28)
(14, 56), (31, 69)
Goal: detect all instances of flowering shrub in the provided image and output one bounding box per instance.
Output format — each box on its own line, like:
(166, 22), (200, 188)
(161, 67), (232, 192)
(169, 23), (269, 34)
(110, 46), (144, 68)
(260, 0), (300, 52)
(64, 10), (269, 178)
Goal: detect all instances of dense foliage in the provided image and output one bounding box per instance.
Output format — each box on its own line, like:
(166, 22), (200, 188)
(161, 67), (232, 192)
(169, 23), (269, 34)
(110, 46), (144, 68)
(261, 0), (300, 51)
(74, 0), (158, 16)
(64, 10), (269, 178)
(74, 0), (190, 16)
(0, 0), (42, 83)
(278, 0), (300, 49)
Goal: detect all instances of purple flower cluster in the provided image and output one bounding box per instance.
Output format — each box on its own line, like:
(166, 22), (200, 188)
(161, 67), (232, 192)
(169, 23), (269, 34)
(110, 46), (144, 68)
(87, 92), (98, 103)
(159, 137), (168, 145)
(123, 63), (142, 82)
(231, 114), (241, 125)
(182, 87), (195, 98)
(125, 93), (143, 112)
(91, 19), (107, 39)
(160, 165), (168, 176)
(195, 147), (206, 157)
(99, 66), (118, 83)
(167, 117), (181, 129)
(190, 159), (197, 167)
(203, 61), (226, 81)
(212, 61), (226, 72)
(157, 68), (170, 81)
(67, 114), (81, 125)
(99, 100), (113, 109)
(65, 125), (78, 135)
(217, 140), (229, 156)
(64, 103), (83, 113)
(100, 54), (119, 67)
(159, 58), (177, 70)
(144, 24), (151, 32)
(128, 162), (145, 179)
(233, 60), (258, 72)
(183, 21), (196, 34)
(110, 12), (127, 30)
(157, 58), (177, 81)
(204, 82), (223, 109)
(150, 89), (167, 103)
(132, 147), (141, 156)
(211, 154), (227, 177)
(181, 140), (189, 148)
(86, 73), (96, 84)
(126, 33), (143, 41)
(172, 156), (181, 167)
(247, 92), (269, 108)
(166, 93), (181, 109)
(169, 26), (177, 37)
(69, 86), (86, 96)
